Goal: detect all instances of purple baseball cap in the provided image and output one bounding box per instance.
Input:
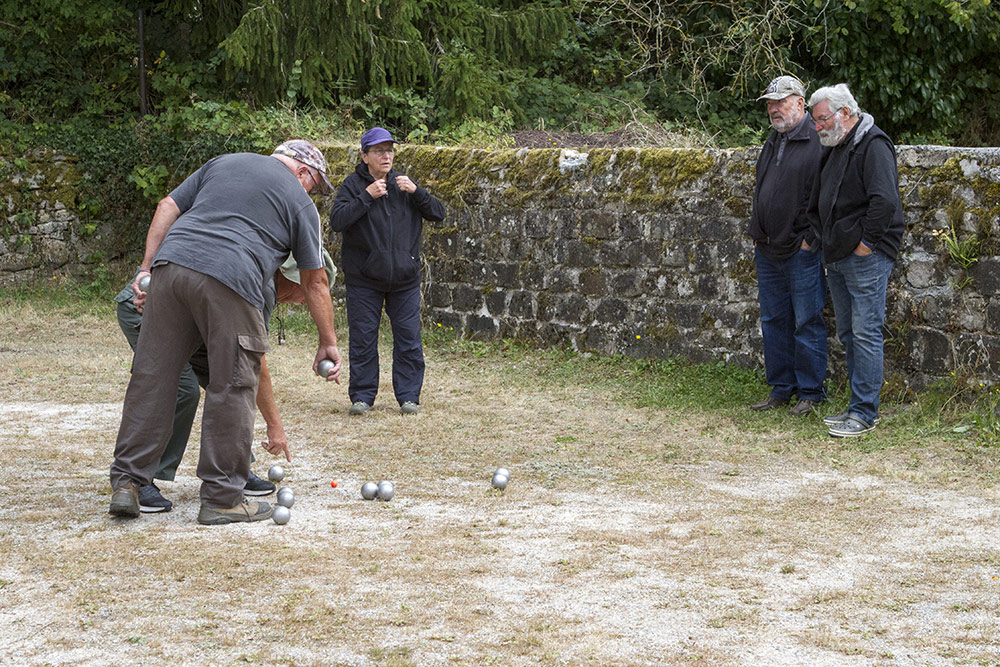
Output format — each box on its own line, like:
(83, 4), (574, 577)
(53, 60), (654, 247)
(272, 139), (333, 195)
(361, 127), (397, 152)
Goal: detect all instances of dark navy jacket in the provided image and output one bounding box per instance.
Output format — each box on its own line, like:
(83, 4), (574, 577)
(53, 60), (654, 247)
(330, 162), (446, 292)
(808, 114), (904, 263)
(747, 113), (822, 260)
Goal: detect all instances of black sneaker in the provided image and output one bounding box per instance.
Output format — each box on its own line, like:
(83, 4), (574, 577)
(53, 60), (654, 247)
(244, 471), (275, 496)
(138, 483), (173, 513)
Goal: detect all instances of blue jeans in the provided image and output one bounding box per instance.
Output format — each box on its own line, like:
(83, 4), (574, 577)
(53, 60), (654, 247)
(826, 250), (894, 425)
(346, 283), (424, 406)
(755, 246), (828, 401)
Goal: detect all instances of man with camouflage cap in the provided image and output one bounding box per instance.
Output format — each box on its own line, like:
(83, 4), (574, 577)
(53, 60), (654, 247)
(747, 75), (828, 417)
(109, 140), (342, 525)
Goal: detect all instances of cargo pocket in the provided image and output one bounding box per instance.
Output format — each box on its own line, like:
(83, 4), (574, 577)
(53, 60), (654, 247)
(231, 334), (270, 388)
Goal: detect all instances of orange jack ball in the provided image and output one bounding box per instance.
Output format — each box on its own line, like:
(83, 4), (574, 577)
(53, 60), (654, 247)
(330, 480), (338, 488)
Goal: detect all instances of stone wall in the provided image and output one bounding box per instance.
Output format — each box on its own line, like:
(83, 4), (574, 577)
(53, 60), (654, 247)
(4, 144), (1000, 389)
(0, 149), (112, 284)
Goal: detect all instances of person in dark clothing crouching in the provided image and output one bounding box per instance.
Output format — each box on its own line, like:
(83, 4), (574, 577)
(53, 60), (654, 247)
(330, 127), (447, 416)
(747, 75), (827, 417)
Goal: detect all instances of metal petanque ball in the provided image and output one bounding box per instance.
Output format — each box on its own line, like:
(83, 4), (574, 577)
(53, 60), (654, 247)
(276, 487), (295, 508)
(272, 505), (291, 525)
(360, 481), (378, 500)
(494, 467), (510, 479)
(317, 359), (336, 378)
(377, 481), (395, 501)
(491, 472), (509, 491)
(267, 465), (285, 483)
(138, 274), (150, 291)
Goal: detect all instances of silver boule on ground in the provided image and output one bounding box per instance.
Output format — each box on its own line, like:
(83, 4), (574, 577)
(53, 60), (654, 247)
(271, 505), (291, 525)
(360, 481), (378, 500)
(268, 465), (285, 483)
(276, 487), (295, 508)
(491, 472), (509, 490)
(377, 481), (395, 501)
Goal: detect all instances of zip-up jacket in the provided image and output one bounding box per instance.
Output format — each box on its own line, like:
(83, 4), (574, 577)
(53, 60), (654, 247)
(808, 113), (904, 263)
(747, 113), (822, 260)
(330, 162), (447, 292)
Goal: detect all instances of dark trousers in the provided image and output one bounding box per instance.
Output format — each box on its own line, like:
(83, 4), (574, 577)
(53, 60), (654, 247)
(755, 246), (828, 401)
(117, 302), (208, 482)
(346, 283), (424, 406)
(110, 263), (268, 508)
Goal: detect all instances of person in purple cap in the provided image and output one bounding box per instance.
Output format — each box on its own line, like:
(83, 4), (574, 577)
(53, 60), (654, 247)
(330, 127), (446, 416)
(108, 140), (343, 525)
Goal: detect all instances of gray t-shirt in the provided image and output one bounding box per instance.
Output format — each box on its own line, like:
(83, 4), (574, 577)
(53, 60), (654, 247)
(154, 153), (322, 310)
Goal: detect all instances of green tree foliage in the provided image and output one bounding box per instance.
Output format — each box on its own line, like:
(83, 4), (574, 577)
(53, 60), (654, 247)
(1, 0), (998, 144)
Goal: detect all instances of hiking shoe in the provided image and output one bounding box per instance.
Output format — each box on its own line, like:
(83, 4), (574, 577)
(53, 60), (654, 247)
(749, 396), (789, 411)
(197, 499), (273, 525)
(828, 416), (876, 438)
(400, 401), (419, 415)
(138, 483), (173, 513)
(109, 481), (140, 518)
(349, 401), (371, 416)
(823, 410), (881, 427)
(788, 399), (820, 416)
(244, 471), (275, 496)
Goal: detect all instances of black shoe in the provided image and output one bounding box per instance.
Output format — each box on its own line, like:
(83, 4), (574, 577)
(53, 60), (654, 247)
(788, 399), (821, 416)
(244, 471), (276, 496)
(749, 396), (789, 411)
(138, 483), (173, 513)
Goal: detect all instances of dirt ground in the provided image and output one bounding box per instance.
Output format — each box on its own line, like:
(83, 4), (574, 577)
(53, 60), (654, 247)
(1, 301), (998, 666)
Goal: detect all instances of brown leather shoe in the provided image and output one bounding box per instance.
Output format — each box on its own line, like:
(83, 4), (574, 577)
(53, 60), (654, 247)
(197, 499), (273, 525)
(109, 481), (140, 518)
(749, 396), (789, 411)
(788, 398), (820, 416)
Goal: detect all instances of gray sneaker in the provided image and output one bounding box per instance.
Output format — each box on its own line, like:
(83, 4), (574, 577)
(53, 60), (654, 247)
(349, 401), (371, 416)
(400, 401), (419, 415)
(110, 481), (140, 518)
(823, 410), (881, 427)
(828, 416), (876, 438)
(197, 499), (273, 525)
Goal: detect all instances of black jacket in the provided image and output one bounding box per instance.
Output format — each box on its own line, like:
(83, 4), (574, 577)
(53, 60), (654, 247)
(747, 113), (822, 260)
(808, 114), (904, 263)
(330, 163), (446, 292)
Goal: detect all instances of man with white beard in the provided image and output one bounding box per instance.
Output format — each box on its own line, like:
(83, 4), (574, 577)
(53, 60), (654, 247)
(747, 76), (827, 417)
(807, 83), (904, 438)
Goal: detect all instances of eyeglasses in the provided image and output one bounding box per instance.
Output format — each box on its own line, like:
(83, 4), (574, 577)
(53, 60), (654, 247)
(368, 147), (394, 156)
(813, 107), (843, 123)
(303, 168), (319, 193)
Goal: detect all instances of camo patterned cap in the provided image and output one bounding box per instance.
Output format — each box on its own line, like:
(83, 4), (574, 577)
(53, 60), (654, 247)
(757, 76), (806, 101)
(272, 140), (333, 195)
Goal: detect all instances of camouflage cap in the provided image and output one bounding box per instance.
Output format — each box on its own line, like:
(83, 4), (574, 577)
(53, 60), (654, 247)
(757, 76), (806, 101)
(272, 139), (333, 195)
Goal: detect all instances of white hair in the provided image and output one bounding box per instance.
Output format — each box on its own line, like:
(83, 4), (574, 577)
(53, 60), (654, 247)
(808, 84), (860, 117)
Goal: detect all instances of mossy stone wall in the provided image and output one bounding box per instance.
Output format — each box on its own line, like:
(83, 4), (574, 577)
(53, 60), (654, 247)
(5, 144), (1000, 389)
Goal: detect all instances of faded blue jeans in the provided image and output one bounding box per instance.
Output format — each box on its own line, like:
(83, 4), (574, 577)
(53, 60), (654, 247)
(826, 250), (894, 425)
(755, 246), (828, 402)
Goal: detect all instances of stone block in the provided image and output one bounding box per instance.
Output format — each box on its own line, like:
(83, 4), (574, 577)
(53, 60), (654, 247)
(554, 294), (590, 323)
(579, 210), (617, 239)
(956, 333), (1000, 376)
(467, 314), (497, 339)
(902, 327), (954, 374)
(970, 258), (1000, 295)
(485, 289), (507, 316)
(452, 284), (482, 311)
(579, 267), (605, 295)
(565, 240), (598, 267)
(508, 290), (535, 319)
(428, 283), (452, 308)
(610, 271), (644, 298)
